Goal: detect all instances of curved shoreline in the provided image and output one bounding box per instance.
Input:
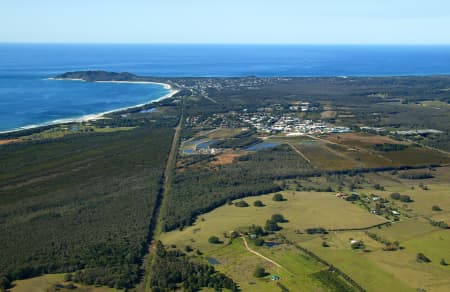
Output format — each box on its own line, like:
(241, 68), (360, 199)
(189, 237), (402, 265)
(0, 80), (179, 134)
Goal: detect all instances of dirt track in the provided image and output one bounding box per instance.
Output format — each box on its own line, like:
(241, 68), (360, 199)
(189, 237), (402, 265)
(240, 235), (282, 268)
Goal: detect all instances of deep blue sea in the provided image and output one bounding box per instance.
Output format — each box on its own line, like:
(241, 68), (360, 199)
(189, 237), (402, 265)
(1, 44), (450, 132)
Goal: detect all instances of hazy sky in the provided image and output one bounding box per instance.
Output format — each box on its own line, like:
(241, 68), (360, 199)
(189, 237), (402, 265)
(1, 0), (450, 44)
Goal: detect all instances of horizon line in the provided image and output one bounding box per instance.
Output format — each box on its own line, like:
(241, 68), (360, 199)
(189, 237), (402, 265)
(2, 42), (450, 46)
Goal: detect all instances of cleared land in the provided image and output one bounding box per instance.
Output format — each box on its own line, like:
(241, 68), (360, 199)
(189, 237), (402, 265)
(0, 138), (20, 145)
(161, 191), (386, 249)
(210, 150), (247, 166)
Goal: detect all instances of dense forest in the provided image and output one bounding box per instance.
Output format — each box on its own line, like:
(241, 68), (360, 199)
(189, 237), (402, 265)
(0, 126), (174, 289)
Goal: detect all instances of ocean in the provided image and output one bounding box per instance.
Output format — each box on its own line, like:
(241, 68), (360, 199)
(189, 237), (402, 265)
(1, 44), (450, 132)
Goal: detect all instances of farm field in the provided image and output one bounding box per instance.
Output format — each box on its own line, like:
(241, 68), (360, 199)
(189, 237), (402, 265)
(297, 224), (450, 291)
(323, 133), (450, 167)
(263, 132), (450, 171)
(293, 140), (363, 170)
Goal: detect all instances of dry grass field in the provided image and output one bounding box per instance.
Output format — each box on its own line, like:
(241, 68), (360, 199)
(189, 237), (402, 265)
(161, 191), (387, 252)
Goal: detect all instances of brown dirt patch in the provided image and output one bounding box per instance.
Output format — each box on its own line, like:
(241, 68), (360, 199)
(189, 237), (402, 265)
(211, 152), (245, 166)
(0, 138), (20, 145)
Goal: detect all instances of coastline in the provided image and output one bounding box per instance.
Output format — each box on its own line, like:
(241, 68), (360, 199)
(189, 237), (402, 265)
(49, 77), (172, 90)
(0, 79), (179, 135)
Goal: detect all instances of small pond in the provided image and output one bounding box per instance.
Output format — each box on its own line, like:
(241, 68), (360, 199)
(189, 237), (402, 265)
(245, 141), (280, 151)
(196, 140), (216, 150)
(206, 257), (221, 265)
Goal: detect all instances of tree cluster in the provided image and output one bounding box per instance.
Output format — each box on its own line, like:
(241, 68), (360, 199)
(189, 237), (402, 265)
(148, 242), (239, 291)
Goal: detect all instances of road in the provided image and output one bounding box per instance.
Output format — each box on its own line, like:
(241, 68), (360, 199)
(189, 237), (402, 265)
(240, 235), (282, 268)
(286, 142), (312, 164)
(138, 103), (184, 291)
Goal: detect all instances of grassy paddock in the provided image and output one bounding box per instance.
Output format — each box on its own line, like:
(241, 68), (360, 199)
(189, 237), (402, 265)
(161, 191), (386, 252)
(195, 239), (326, 292)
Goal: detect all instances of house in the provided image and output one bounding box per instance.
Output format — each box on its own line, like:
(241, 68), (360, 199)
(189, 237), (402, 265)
(371, 209), (382, 215)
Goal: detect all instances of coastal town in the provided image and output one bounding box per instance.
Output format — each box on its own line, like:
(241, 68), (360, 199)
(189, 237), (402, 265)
(238, 110), (351, 135)
(185, 102), (350, 137)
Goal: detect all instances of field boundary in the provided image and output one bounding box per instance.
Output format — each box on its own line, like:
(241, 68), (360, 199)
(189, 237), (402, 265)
(328, 221), (391, 232)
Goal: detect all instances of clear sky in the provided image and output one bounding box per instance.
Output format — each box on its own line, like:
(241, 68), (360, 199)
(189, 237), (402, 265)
(1, 0), (450, 44)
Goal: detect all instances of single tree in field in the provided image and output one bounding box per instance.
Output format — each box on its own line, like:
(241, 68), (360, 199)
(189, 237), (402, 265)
(272, 193), (285, 201)
(271, 214), (287, 223)
(253, 200), (265, 207)
(235, 200), (249, 207)
(208, 236), (221, 244)
(253, 266), (267, 278)
(432, 205), (442, 211)
(416, 253), (431, 263)
(265, 219), (281, 232)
